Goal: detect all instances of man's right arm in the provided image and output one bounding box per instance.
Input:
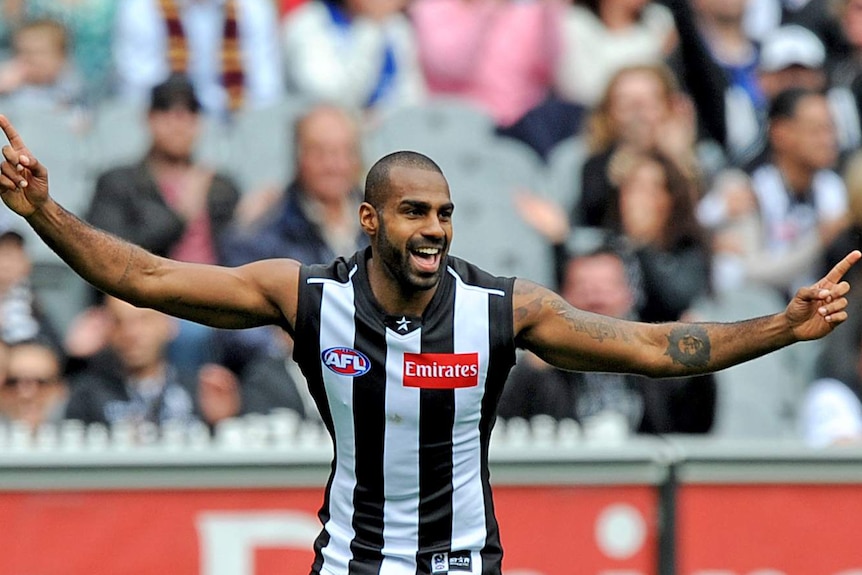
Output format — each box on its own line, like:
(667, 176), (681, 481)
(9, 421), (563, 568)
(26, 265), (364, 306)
(0, 115), (299, 332)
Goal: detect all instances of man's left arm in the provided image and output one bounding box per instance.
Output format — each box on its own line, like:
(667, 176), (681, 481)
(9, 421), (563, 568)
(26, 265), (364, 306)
(513, 251), (861, 378)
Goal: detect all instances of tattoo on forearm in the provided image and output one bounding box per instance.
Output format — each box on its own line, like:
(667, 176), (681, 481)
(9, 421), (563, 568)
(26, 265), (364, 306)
(547, 299), (632, 343)
(665, 325), (711, 368)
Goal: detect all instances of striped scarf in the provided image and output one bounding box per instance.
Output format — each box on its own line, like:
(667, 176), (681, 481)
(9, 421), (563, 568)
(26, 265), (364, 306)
(157, 0), (245, 112)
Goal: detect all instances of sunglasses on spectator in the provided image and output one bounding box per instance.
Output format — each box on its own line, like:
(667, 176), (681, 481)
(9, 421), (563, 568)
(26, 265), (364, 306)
(5, 375), (58, 387)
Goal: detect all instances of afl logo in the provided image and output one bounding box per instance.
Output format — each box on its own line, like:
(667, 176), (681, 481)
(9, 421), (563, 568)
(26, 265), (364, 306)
(322, 347), (371, 376)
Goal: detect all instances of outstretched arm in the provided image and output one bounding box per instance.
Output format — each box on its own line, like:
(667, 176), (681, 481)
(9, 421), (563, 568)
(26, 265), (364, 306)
(514, 251), (861, 377)
(0, 115), (298, 331)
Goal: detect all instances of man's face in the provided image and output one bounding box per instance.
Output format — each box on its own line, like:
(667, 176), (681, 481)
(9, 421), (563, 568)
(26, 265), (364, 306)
(4, 343), (63, 425)
(296, 109), (361, 204)
(562, 253), (634, 318)
(776, 95), (838, 171)
(14, 27), (66, 86)
(366, 166), (453, 293)
(148, 106), (201, 160)
(106, 297), (177, 374)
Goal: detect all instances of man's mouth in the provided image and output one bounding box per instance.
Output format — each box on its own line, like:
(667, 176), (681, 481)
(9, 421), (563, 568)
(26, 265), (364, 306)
(409, 246), (442, 273)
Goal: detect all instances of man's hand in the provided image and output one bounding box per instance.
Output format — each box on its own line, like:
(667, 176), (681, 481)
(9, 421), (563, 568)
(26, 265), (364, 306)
(0, 114), (50, 218)
(786, 250), (862, 341)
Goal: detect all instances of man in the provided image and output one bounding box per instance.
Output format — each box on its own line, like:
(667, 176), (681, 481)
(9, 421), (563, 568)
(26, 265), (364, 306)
(219, 103), (367, 365)
(0, 114), (858, 574)
(0, 340), (67, 432)
(746, 87), (849, 297)
(84, 73), (240, 372)
(499, 244), (715, 434)
(223, 104), (367, 267)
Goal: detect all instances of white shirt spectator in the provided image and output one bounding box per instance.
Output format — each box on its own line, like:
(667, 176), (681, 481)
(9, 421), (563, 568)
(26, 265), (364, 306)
(114, 0), (284, 118)
(281, 0), (425, 115)
(801, 378), (862, 447)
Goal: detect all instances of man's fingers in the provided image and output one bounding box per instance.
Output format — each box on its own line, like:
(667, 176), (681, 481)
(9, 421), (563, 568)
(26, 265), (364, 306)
(0, 115), (28, 151)
(824, 250), (862, 284)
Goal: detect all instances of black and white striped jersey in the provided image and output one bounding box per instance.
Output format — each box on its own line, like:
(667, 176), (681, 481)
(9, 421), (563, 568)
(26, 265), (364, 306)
(294, 248), (517, 575)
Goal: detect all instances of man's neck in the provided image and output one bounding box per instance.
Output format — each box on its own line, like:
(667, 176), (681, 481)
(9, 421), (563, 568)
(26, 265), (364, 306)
(775, 154), (815, 196)
(366, 255), (438, 318)
(126, 361), (168, 389)
(147, 148), (193, 175)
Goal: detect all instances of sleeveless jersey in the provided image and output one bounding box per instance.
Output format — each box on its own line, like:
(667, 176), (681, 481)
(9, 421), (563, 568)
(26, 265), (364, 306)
(294, 248), (517, 575)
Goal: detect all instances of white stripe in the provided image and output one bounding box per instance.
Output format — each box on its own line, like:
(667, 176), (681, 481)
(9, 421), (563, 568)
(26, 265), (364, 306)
(450, 271), (490, 569)
(379, 327), (422, 574)
(319, 278), (358, 573)
(448, 267), (504, 297)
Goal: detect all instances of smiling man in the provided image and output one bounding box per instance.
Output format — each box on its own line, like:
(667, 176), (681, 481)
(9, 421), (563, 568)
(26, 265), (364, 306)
(0, 115), (860, 575)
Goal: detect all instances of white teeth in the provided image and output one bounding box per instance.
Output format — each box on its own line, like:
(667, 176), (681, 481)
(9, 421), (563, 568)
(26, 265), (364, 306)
(415, 248), (439, 255)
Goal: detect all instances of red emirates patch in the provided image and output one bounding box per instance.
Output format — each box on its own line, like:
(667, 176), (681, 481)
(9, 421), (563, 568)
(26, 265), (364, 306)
(403, 352), (479, 389)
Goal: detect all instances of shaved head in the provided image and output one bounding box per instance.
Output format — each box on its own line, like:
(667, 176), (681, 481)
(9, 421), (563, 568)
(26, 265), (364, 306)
(364, 151), (444, 209)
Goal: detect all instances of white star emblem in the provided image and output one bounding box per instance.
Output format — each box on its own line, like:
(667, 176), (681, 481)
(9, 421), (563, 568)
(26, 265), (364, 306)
(396, 316), (411, 332)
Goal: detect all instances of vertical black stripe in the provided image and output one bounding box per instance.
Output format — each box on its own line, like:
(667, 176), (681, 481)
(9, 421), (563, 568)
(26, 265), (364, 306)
(348, 314), (388, 575)
(295, 276), (335, 575)
(417, 295), (457, 562)
(480, 278), (516, 574)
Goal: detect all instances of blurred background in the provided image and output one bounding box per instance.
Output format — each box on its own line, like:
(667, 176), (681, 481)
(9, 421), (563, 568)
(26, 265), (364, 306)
(1, 0), (862, 573)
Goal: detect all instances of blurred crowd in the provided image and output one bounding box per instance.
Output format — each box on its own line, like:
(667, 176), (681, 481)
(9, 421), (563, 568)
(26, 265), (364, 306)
(2, 0), (862, 448)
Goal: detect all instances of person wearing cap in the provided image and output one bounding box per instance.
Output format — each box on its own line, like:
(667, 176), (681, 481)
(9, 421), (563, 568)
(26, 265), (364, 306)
(78, 73), (240, 374)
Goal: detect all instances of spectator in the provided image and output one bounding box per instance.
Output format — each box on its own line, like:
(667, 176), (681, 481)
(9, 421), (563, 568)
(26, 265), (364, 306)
(554, 0), (677, 109)
(664, 0), (765, 166)
(0, 340), (68, 432)
(606, 148), (712, 322)
(113, 0), (284, 119)
(800, 318), (862, 447)
(223, 104), (366, 266)
(64, 296), (201, 433)
(409, 0), (570, 157)
(498, 243), (715, 435)
(0, 19), (86, 115)
(221, 103), (368, 364)
(0, 1), (117, 102)
(83, 74), (241, 372)
(826, 0), (862, 157)
(572, 63), (699, 228)
(0, 224), (61, 349)
(745, 88), (848, 296)
(281, 0), (425, 119)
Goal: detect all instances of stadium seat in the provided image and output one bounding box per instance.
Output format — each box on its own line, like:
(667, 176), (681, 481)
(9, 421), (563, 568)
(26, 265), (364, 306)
(223, 97), (310, 193)
(545, 135), (588, 214)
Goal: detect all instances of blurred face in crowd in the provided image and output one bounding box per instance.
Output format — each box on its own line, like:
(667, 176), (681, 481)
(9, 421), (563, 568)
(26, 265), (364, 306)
(13, 23), (67, 86)
(105, 296), (177, 378)
(773, 94), (838, 172)
(3, 342), (65, 429)
(148, 105), (201, 162)
(617, 158), (674, 247)
(842, 0), (862, 48)
(0, 235), (30, 294)
(296, 106), (362, 205)
(607, 69), (671, 148)
(561, 252), (634, 319)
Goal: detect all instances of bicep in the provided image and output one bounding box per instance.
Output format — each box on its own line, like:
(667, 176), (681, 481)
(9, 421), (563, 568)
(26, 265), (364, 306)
(122, 255), (299, 331)
(512, 279), (660, 374)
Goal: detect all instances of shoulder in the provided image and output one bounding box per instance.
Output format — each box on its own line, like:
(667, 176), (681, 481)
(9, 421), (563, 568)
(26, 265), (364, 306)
(446, 256), (515, 293)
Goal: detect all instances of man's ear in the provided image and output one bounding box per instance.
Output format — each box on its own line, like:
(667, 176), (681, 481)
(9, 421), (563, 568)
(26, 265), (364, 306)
(359, 202), (378, 237)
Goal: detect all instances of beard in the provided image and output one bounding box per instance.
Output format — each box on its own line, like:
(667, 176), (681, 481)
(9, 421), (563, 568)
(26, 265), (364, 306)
(375, 214), (446, 293)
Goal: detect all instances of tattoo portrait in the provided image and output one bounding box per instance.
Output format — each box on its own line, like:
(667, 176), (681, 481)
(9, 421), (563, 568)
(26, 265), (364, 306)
(665, 325), (711, 367)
